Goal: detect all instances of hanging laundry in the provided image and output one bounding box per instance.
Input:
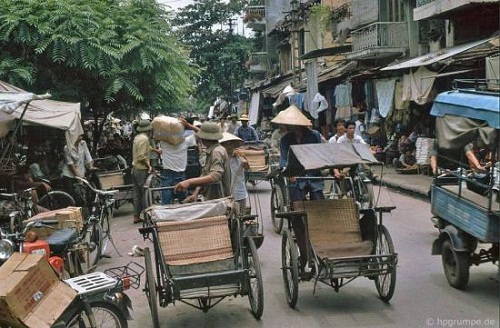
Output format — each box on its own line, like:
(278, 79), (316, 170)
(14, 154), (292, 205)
(376, 78), (397, 118)
(310, 92), (328, 119)
(402, 67), (436, 105)
(334, 82), (352, 120)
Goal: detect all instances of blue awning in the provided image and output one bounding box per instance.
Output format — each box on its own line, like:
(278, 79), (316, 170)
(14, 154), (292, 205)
(431, 90), (500, 129)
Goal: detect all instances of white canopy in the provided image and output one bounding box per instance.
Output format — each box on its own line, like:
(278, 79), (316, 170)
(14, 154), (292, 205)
(0, 80), (83, 149)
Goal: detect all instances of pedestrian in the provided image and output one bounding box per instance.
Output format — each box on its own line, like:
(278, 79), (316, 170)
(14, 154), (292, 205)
(60, 133), (94, 207)
(131, 119), (159, 224)
(174, 122), (230, 202)
(271, 104), (324, 278)
(158, 118), (199, 204)
(235, 114), (259, 142)
(219, 132), (250, 211)
(226, 115), (241, 135)
(336, 120), (367, 144)
(328, 119), (345, 144)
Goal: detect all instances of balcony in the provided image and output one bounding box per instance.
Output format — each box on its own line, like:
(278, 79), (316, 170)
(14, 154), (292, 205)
(243, 5), (266, 31)
(348, 22), (409, 60)
(414, 0), (499, 21)
(248, 52), (269, 74)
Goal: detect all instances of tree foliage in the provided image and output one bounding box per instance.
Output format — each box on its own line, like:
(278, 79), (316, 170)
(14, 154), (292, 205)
(0, 0), (197, 117)
(173, 0), (254, 110)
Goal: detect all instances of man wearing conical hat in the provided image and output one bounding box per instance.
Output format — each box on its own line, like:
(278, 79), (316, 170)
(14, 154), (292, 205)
(174, 122), (230, 201)
(271, 104), (324, 278)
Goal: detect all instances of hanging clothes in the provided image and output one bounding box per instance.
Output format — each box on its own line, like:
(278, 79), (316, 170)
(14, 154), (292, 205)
(334, 82), (352, 120)
(375, 78), (397, 118)
(310, 92), (328, 119)
(402, 66), (436, 105)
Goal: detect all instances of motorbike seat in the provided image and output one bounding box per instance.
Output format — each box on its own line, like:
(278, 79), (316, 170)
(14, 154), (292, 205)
(45, 228), (78, 254)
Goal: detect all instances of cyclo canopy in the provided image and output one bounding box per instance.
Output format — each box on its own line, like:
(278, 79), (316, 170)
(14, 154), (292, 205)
(282, 143), (379, 176)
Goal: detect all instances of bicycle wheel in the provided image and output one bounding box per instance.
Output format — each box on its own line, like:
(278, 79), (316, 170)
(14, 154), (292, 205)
(39, 190), (75, 210)
(144, 174), (162, 208)
(270, 183), (284, 234)
(100, 208), (112, 256)
(64, 301), (128, 328)
(374, 225), (396, 302)
(245, 236), (264, 319)
(84, 222), (103, 268)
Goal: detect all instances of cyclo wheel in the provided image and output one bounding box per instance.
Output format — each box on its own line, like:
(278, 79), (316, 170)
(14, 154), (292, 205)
(144, 247), (160, 328)
(270, 183), (284, 234)
(244, 236), (264, 319)
(441, 239), (470, 289)
(144, 174), (162, 208)
(38, 190), (76, 210)
(64, 301), (128, 328)
(374, 225), (397, 302)
(281, 229), (299, 308)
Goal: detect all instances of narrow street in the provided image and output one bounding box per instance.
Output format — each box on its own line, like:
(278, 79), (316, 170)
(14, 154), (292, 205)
(97, 183), (499, 328)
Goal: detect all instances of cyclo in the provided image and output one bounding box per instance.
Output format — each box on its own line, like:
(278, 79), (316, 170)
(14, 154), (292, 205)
(274, 143), (398, 307)
(429, 79), (499, 289)
(138, 196), (263, 328)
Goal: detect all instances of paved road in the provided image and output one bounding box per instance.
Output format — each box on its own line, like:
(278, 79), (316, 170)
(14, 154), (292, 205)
(97, 182), (499, 328)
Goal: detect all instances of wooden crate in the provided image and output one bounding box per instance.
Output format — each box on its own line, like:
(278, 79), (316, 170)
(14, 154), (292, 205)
(98, 171), (125, 189)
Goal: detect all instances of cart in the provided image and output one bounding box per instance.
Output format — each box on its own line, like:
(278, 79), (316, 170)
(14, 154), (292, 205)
(138, 197), (264, 327)
(90, 156), (133, 209)
(240, 142), (271, 186)
(274, 143), (398, 307)
(430, 79), (499, 289)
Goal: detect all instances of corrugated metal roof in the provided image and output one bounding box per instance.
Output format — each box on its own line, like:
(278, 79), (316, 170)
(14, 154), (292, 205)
(381, 36), (499, 71)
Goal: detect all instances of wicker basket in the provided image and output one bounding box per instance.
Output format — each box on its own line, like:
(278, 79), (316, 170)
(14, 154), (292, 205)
(156, 216), (233, 266)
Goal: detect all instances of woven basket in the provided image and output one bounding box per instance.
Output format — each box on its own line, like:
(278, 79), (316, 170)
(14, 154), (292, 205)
(294, 198), (372, 258)
(156, 216), (233, 266)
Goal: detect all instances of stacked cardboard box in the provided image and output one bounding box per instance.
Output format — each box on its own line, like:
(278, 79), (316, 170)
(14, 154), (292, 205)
(0, 253), (76, 328)
(23, 207), (83, 239)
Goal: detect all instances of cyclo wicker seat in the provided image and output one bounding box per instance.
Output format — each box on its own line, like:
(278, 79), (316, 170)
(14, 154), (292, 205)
(293, 198), (373, 259)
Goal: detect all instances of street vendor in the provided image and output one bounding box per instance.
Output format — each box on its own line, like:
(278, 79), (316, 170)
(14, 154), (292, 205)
(271, 104), (324, 278)
(174, 122), (230, 202)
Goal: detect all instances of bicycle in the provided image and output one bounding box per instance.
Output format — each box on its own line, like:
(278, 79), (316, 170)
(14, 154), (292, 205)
(33, 177), (76, 210)
(75, 176), (121, 265)
(0, 187), (39, 233)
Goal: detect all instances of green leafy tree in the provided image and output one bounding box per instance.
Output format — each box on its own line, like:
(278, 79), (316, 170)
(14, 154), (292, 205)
(174, 0), (254, 111)
(0, 0), (197, 145)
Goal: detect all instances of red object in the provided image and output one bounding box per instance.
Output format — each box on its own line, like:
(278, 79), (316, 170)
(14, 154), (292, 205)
(22, 240), (50, 259)
(49, 256), (65, 276)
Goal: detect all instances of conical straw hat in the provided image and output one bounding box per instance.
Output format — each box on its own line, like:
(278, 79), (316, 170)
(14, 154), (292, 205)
(271, 105), (310, 126)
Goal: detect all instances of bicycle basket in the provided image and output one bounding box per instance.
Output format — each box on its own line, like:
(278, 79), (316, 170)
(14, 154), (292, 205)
(104, 261), (144, 289)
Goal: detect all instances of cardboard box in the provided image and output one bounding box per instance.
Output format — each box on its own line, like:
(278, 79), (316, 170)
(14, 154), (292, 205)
(23, 207), (83, 239)
(98, 171), (125, 189)
(0, 253), (77, 328)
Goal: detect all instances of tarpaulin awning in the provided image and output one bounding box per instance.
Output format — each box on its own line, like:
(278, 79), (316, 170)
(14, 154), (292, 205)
(284, 143), (379, 175)
(381, 36), (499, 71)
(317, 61), (357, 83)
(431, 89), (499, 149)
(0, 80), (83, 149)
(260, 77), (294, 98)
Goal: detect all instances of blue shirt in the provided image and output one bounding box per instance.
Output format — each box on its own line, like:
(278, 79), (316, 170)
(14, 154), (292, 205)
(235, 125), (259, 142)
(280, 128), (324, 192)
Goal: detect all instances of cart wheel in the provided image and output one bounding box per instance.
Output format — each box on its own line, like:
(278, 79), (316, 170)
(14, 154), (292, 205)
(374, 225), (396, 302)
(144, 247), (160, 328)
(281, 229), (299, 308)
(245, 236), (264, 319)
(270, 184), (284, 234)
(441, 239), (470, 289)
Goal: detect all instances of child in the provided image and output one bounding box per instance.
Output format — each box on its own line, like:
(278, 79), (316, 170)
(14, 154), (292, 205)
(219, 132), (250, 211)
